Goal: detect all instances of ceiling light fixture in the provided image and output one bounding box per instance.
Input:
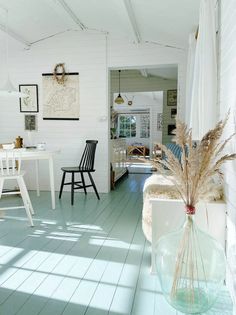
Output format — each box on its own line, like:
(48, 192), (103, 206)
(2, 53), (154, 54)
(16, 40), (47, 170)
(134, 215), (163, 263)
(114, 70), (124, 104)
(0, 8), (28, 97)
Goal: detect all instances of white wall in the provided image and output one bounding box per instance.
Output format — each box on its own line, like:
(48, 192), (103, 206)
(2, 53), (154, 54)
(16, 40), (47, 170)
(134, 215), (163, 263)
(0, 31), (109, 193)
(114, 91), (163, 148)
(108, 37), (187, 119)
(110, 70), (176, 148)
(110, 69), (177, 94)
(219, 0), (236, 309)
(0, 31), (187, 193)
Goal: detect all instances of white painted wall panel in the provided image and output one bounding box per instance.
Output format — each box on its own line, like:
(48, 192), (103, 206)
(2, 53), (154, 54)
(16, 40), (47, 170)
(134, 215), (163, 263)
(0, 31), (109, 193)
(220, 0), (236, 309)
(0, 31), (187, 193)
(108, 38), (187, 119)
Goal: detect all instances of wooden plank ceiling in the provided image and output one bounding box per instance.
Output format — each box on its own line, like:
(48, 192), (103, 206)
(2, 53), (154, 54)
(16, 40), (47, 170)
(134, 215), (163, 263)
(0, 0), (199, 49)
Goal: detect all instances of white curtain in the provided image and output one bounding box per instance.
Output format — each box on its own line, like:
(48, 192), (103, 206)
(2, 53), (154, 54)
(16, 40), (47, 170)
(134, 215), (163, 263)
(189, 0), (217, 140)
(185, 33), (197, 127)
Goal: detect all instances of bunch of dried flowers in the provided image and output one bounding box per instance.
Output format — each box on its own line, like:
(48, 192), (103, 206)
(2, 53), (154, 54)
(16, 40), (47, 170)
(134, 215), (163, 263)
(153, 113), (236, 213)
(152, 113), (236, 309)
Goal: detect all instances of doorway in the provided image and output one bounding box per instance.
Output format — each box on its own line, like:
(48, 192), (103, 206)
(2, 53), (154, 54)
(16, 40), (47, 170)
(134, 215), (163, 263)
(109, 66), (178, 186)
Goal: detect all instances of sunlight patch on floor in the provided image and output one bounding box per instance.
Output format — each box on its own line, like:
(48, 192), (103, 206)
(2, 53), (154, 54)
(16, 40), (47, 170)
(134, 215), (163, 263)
(89, 238), (141, 250)
(0, 247), (24, 264)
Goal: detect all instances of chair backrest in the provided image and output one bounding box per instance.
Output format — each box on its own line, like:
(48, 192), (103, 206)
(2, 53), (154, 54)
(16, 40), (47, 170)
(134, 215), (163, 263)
(79, 140), (98, 171)
(0, 149), (22, 176)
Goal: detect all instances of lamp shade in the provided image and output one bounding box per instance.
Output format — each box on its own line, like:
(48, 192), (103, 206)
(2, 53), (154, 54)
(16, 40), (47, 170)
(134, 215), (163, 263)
(114, 70), (124, 104)
(0, 9), (28, 98)
(0, 77), (28, 98)
(115, 93), (124, 104)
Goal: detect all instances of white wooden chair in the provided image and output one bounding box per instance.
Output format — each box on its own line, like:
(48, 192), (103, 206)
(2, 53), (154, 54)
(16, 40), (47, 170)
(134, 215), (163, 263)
(0, 149), (34, 226)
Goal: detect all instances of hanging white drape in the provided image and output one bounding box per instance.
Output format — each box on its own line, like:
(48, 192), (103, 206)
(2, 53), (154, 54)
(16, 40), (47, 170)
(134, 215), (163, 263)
(189, 0), (217, 140)
(185, 33), (197, 127)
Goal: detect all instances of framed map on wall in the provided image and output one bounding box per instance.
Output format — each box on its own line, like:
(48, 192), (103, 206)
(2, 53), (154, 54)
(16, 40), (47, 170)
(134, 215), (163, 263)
(42, 72), (79, 120)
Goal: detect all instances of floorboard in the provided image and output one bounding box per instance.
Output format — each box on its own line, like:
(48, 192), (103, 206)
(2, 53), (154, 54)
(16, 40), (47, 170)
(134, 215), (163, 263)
(0, 174), (233, 315)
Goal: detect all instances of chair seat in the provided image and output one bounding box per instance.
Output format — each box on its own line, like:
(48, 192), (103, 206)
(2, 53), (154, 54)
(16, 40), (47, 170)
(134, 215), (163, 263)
(61, 167), (95, 172)
(1, 171), (26, 179)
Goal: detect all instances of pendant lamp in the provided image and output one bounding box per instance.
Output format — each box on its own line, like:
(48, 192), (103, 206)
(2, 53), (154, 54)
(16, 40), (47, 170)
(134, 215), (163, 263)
(114, 70), (124, 104)
(0, 9), (28, 98)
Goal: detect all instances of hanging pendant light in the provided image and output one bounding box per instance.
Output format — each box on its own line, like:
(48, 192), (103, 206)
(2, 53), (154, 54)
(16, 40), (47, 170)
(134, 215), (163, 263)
(0, 8), (28, 98)
(114, 70), (124, 104)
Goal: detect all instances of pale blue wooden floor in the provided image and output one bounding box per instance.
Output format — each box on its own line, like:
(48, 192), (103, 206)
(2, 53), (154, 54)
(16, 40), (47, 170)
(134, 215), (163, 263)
(0, 174), (233, 315)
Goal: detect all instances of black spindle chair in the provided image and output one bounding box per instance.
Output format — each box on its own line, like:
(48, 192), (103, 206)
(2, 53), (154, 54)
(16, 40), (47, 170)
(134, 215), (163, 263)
(59, 140), (100, 205)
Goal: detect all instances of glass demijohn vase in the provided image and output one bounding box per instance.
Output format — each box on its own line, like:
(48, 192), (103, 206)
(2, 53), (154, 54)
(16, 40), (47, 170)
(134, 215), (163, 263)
(155, 205), (226, 314)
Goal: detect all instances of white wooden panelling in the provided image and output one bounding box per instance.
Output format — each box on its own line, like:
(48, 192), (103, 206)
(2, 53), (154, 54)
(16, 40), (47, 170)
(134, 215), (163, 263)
(110, 70), (177, 93)
(219, 0), (236, 310)
(0, 31), (109, 193)
(108, 37), (187, 120)
(111, 71), (177, 145)
(0, 32), (187, 193)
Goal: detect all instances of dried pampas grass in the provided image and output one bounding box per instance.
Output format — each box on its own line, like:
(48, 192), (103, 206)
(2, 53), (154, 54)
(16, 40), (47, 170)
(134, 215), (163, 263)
(152, 113), (236, 309)
(152, 113), (236, 209)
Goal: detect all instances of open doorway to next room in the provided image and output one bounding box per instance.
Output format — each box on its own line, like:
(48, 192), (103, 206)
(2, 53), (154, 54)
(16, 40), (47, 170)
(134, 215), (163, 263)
(110, 67), (178, 187)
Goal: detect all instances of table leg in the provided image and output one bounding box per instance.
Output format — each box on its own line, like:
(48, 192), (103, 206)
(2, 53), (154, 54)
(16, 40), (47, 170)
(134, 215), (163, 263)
(49, 157), (55, 210)
(35, 160), (40, 197)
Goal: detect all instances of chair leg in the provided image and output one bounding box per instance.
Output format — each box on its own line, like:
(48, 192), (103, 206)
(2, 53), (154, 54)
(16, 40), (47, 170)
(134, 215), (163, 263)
(59, 171), (66, 199)
(71, 172), (75, 205)
(88, 172), (100, 200)
(19, 177), (35, 215)
(17, 177), (34, 227)
(80, 172), (87, 195)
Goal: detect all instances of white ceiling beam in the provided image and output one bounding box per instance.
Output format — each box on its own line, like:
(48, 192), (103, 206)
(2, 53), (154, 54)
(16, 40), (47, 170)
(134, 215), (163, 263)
(0, 23), (31, 47)
(123, 0), (141, 43)
(56, 0), (86, 30)
(0, 6), (30, 47)
(140, 69), (148, 77)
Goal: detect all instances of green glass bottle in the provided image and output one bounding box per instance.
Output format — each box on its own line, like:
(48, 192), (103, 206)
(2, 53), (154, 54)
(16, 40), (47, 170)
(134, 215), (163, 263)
(155, 212), (226, 314)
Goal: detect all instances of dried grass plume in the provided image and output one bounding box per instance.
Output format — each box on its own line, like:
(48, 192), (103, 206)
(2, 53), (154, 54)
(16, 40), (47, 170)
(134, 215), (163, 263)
(152, 113), (236, 209)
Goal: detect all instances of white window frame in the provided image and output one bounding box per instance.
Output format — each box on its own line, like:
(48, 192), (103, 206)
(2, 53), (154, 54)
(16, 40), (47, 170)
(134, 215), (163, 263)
(118, 114), (137, 138)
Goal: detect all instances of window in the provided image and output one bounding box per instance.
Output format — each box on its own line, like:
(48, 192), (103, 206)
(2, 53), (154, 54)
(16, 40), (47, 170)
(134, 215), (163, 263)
(118, 113), (150, 138)
(118, 115), (136, 138)
(140, 114), (150, 138)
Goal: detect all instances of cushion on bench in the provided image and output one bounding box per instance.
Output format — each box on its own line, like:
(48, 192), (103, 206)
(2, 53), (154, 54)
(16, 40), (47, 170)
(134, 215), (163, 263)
(142, 174), (224, 243)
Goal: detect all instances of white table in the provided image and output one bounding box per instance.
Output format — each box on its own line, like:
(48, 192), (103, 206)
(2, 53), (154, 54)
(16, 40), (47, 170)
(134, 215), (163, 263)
(0, 148), (59, 210)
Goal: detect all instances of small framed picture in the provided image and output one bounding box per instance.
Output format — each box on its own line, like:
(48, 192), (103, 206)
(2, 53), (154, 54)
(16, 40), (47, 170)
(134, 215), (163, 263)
(19, 84), (39, 112)
(25, 115), (37, 131)
(171, 108), (177, 118)
(168, 124), (176, 135)
(167, 89), (177, 106)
